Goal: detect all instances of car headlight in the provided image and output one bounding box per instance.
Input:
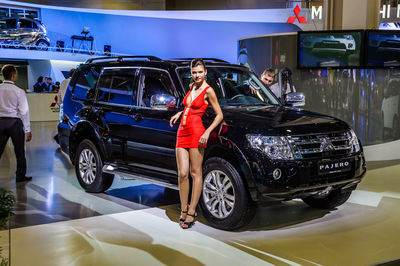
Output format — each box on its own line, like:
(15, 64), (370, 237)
(246, 134), (294, 160)
(349, 129), (361, 153)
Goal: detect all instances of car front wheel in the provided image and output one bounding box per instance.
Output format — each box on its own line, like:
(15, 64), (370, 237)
(75, 139), (114, 193)
(36, 40), (49, 51)
(200, 157), (256, 230)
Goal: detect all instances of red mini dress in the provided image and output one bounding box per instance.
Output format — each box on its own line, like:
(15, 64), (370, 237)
(176, 85), (210, 148)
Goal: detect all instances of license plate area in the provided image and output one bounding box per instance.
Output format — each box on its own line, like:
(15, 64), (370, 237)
(318, 159), (351, 175)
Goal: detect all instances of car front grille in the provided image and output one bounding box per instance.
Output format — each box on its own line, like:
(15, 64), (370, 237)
(314, 42), (346, 49)
(288, 131), (353, 159)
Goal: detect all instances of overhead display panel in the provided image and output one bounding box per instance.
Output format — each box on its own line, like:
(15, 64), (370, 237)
(366, 30), (400, 67)
(297, 30), (363, 69)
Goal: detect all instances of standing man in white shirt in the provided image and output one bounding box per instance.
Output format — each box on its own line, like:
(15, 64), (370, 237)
(0, 64), (32, 182)
(57, 68), (75, 106)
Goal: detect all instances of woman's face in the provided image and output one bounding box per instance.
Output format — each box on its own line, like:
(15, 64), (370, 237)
(191, 65), (207, 84)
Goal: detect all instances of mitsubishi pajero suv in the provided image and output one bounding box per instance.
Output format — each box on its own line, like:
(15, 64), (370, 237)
(58, 56), (366, 230)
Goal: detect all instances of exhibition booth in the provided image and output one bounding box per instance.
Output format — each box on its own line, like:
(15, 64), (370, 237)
(0, 1), (400, 265)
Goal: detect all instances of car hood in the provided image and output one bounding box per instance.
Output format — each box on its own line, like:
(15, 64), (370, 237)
(219, 105), (350, 136)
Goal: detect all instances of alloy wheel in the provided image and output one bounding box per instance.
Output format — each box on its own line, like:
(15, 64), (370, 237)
(203, 170), (235, 219)
(78, 148), (97, 184)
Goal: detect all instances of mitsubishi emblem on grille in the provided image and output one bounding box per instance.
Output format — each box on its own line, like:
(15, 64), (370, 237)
(320, 137), (335, 151)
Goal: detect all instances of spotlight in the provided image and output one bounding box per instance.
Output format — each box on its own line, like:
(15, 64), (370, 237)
(56, 41), (64, 52)
(104, 45), (111, 56)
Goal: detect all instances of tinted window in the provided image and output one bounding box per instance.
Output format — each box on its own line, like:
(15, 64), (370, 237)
(139, 69), (175, 107)
(19, 19), (33, 28)
(72, 68), (99, 101)
(178, 67), (279, 107)
(96, 75), (112, 102)
(0, 19), (16, 29)
(109, 75), (134, 105)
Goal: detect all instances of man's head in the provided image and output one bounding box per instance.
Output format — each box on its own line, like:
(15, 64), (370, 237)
(46, 77), (52, 84)
(1, 64), (18, 82)
(260, 68), (274, 86)
(69, 68), (75, 78)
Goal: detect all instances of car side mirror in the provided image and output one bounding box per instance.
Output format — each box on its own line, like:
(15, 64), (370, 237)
(285, 92), (305, 107)
(150, 94), (177, 110)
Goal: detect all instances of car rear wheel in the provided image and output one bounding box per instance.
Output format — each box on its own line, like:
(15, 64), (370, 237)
(302, 188), (352, 209)
(75, 139), (114, 192)
(200, 157), (256, 230)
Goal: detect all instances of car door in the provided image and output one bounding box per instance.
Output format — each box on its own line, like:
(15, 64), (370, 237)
(126, 67), (179, 174)
(94, 67), (136, 164)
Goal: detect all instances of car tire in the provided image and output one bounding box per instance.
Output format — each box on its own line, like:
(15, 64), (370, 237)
(302, 189), (352, 209)
(200, 157), (256, 230)
(75, 139), (114, 193)
(36, 40), (49, 51)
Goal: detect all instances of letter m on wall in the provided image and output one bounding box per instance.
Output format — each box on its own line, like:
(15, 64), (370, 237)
(312, 6), (323, 19)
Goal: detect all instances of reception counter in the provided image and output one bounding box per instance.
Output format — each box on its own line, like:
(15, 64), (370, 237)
(27, 93), (60, 122)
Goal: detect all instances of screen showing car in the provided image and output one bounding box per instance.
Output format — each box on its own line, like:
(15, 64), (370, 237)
(298, 31), (363, 68)
(367, 30), (400, 67)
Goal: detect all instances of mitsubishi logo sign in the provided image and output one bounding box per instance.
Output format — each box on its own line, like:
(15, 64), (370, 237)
(287, 4), (307, 24)
(320, 137), (335, 151)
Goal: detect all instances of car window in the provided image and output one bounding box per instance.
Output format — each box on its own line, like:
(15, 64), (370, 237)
(177, 67), (279, 107)
(19, 19), (33, 28)
(138, 69), (176, 108)
(108, 75), (135, 105)
(72, 68), (99, 101)
(96, 75), (112, 102)
(0, 19), (16, 29)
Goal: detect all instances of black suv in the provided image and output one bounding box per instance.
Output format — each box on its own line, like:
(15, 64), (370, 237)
(58, 56), (366, 230)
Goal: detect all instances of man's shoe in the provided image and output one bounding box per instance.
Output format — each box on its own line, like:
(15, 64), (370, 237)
(16, 176), (32, 182)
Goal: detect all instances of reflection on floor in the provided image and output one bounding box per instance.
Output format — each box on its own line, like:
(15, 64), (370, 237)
(1, 122), (400, 265)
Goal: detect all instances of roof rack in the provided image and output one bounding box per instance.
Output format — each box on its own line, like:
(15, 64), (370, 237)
(173, 58), (229, 63)
(85, 55), (162, 64)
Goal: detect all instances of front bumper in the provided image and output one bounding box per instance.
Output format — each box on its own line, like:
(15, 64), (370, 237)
(246, 151), (366, 200)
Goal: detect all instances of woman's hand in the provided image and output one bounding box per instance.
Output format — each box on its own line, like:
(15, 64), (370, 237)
(170, 111), (182, 127)
(199, 131), (210, 147)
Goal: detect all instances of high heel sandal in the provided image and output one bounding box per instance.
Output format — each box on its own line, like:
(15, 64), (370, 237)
(179, 207), (188, 223)
(182, 211), (198, 229)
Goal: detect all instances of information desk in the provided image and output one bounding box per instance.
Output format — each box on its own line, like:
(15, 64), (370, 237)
(27, 93), (59, 122)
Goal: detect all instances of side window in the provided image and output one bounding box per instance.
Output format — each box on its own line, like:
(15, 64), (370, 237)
(108, 74), (135, 105)
(1, 19), (17, 29)
(72, 68), (99, 101)
(19, 19), (32, 29)
(96, 75), (112, 102)
(139, 69), (176, 107)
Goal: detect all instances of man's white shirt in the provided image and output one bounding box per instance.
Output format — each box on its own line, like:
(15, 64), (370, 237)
(57, 77), (71, 105)
(269, 82), (296, 100)
(0, 81), (31, 132)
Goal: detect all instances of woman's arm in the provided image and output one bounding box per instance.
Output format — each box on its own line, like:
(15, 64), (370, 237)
(199, 88), (224, 146)
(170, 111), (183, 127)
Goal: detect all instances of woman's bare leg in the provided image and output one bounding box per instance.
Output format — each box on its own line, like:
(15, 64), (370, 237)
(184, 147), (205, 226)
(176, 148), (190, 222)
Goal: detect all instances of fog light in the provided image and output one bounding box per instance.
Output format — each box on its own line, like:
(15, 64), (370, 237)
(272, 168), (282, 180)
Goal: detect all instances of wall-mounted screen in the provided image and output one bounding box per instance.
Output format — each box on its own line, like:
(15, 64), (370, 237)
(298, 31), (363, 68)
(366, 30), (400, 67)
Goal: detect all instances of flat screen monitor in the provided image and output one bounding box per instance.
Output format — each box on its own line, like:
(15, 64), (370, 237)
(298, 30), (363, 68)
(366, 30), (400, 67)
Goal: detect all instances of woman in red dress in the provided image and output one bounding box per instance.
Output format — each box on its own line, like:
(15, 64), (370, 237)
(170, 58), (223, 229)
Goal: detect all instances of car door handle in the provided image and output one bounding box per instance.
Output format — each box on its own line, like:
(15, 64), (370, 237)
(133, 113), (143, 122)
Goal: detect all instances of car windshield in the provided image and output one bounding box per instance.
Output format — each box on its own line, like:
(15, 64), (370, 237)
(177, 66), (280, 107)
(0, 19), (16, 29)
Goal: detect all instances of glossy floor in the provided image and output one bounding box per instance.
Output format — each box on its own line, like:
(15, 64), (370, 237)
(1, 122), (400, 265)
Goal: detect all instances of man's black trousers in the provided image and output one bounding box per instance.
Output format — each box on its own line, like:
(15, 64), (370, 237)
(0, 118), (26, 178)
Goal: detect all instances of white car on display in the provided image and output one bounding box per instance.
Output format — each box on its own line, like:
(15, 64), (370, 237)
(382, 78), (400, 139)
(301, 34), (356, 54)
